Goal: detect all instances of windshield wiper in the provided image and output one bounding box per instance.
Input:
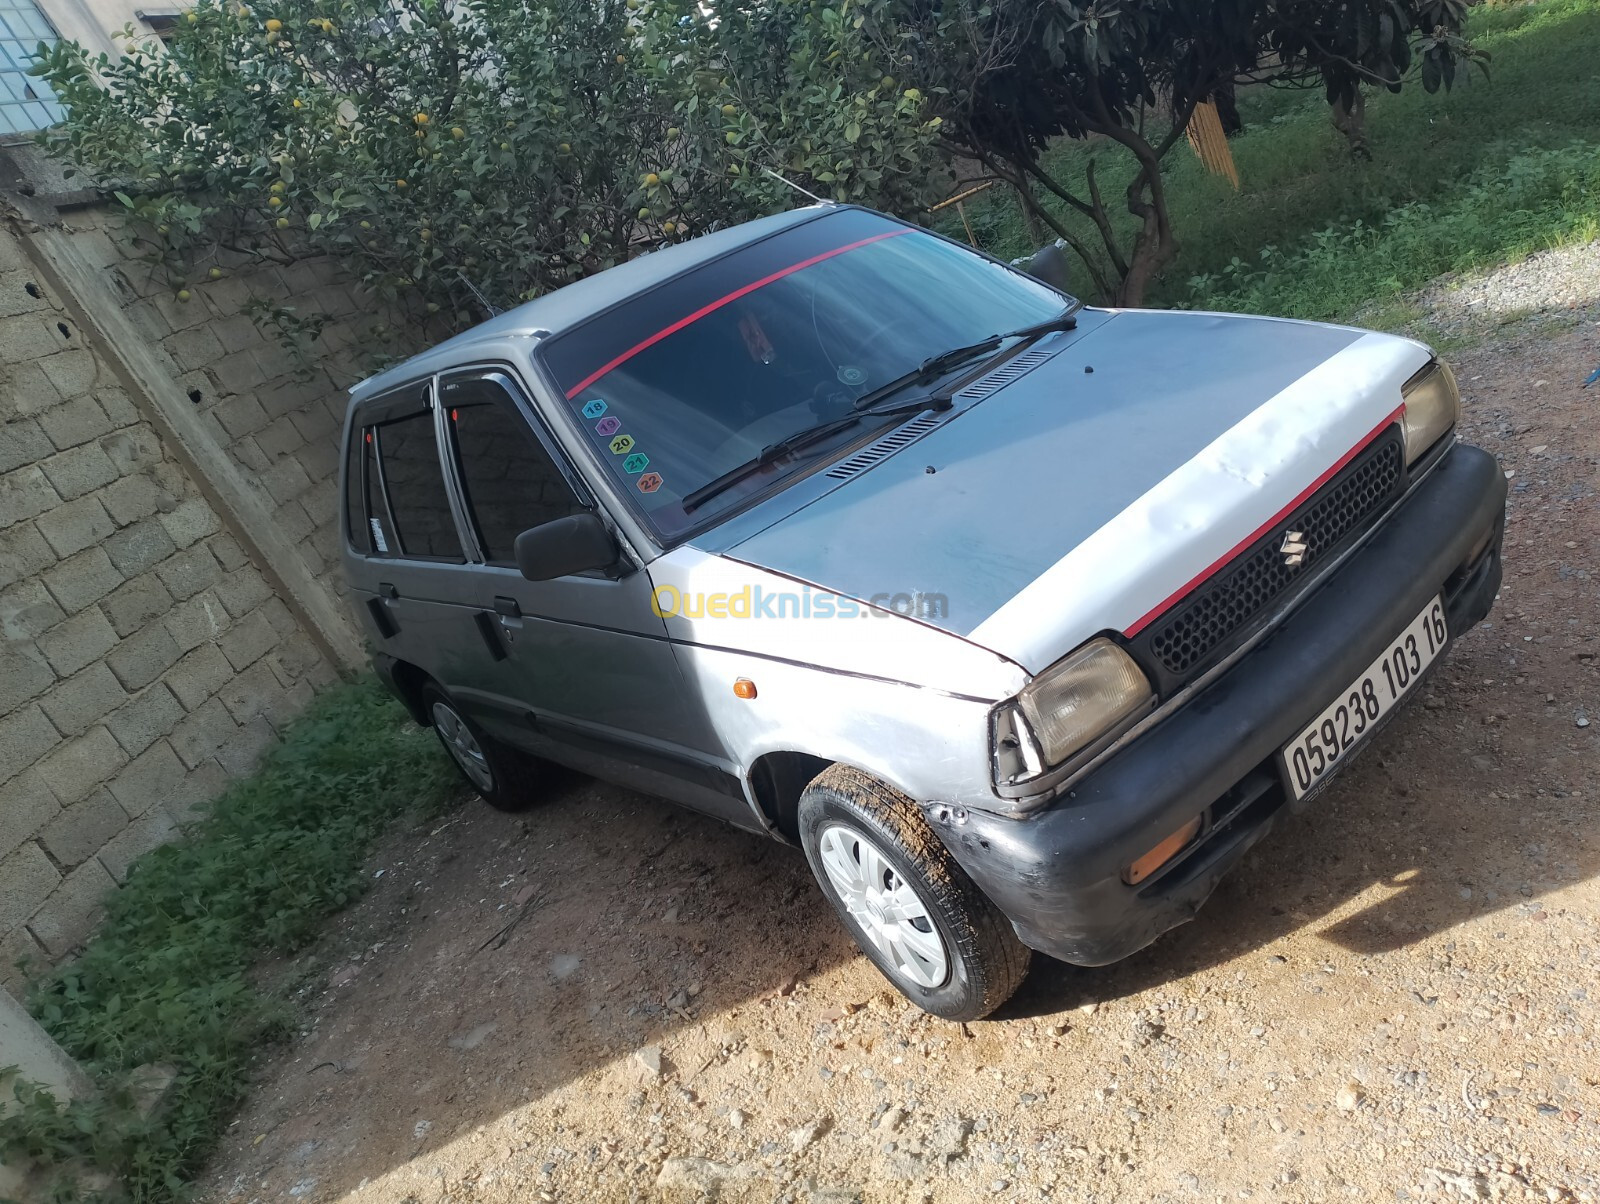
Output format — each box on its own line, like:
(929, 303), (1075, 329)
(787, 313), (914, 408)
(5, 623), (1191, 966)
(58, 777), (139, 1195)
(849, 307), (1080, 412)
(681, 394), (950, 515)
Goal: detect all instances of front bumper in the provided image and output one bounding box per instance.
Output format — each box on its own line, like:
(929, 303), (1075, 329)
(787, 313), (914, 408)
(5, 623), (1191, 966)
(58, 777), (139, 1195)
(931, 441), (1507, 966)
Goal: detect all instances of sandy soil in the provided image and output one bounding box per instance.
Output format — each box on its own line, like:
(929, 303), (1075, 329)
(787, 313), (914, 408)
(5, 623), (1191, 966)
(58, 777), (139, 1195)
(202, 277), (1599, 1204)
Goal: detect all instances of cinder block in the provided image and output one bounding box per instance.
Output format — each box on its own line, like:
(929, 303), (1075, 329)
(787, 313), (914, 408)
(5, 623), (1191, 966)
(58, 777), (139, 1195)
(0, 842), (60, 933)
(214, 394), (270, 439)
(106, 738), (184, 817)
(38, 393), (113, 450)
(221, 609), (277, 671)
(165, 758), (229, 828)
(38, 443), (120, 501)
(0, 641), (55, 714)
(297, 441), (341, 486)
(271, 498), (314, 543)
(99, 426), (164, 476)
(104, 683), (184, 758)
(104, 517), (177, 576)
(217, 716), (276, 777)
(163, 642), (232, 710)
(206, 533), (247, 572)
(214, 566), (272, 619)
(0, 924), (49, 995)
(36, 494), (116, 560)
(165, 325), (227, 373)
(211, 313), (261, 355)
(217, 660), (283, 725)
(106, 620), (182, 691)
(39, 788), (131, 868)
(98, 810), (177, 885)
(257, 595), (299, 639)
(101, 572), (174, 638)
(0, 465), (61, 529)
(0, 359), (62, 418)
(96, 387), (139, 427)
(0, 418), (54, 475)
(155, 544), (221, 601)
(0, 523), (55, 592)
(29, 857), (116, 954)
(41, 546), (123, 614)
(36, 348), (101, 399)
(0, 771), (60, 863)
(101, 471), (177, 526)
(0, 313), (64, 363)
(0, 578), (65, 642)
(37, 659), (126, 739)
(288, 404), (338, 444)
(164, 590), (228, 652)
(0, 706), (62, 795)
(254, 414), (305, 461)
(157, 497), (221, 549)
(262, 458), (313, 505)
(210, 351), (266, 397)
(169, 697), (237, 769)
(37, 607), (118, 678)
(37, 725), (129, 807)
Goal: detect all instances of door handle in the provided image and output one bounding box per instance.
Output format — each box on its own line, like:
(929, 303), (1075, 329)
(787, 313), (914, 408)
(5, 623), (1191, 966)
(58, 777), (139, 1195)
(493, 595), (522, 619)
(378, 581), (399, 600)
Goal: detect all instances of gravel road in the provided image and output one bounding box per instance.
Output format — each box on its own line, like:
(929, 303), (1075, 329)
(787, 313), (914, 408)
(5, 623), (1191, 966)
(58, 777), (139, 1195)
(204, 249), (1599, 1204)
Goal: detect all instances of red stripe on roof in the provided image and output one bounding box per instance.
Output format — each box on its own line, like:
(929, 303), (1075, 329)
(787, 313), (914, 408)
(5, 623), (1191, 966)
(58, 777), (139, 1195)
(1122, 406), (1406, 639)
(562, 228), (912, 400)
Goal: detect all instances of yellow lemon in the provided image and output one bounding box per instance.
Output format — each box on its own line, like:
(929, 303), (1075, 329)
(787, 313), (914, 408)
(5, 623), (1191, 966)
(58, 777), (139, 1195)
(644, 172), (660, 186)
(265, 17), (281, 31)
(419, 228), (432, 240)
(395, 178), (407, 188)
(359, 220), (371, 229)
(209, 267), (223, 279)
(267, 195), (282, 207)
(559, 142), (571, 153)
(269, 181), (285, 193)
(275, 216), (289, 228)
(666, 126), (680, 139)
(720, 103), (736, 117)
(291, 98), (303, 109)
(451, 126), (464, 140)
(499, 141), (511, 151)
(176, 289), (192, 302)
(414, 113), (429, 125)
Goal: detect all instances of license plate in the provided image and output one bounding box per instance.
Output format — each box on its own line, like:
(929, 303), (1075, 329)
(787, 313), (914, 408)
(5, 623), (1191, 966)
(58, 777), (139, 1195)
(1281, 597), (1448, 801)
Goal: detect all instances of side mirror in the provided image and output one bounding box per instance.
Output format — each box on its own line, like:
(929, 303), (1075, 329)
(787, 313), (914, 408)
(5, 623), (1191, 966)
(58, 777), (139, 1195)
(1016, 242), (1073, 294)
(514, 512), (618, 581)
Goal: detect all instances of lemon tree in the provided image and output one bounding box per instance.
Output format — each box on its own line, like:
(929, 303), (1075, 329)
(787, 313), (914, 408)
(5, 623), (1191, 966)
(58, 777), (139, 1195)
(33, 0), (944, 335)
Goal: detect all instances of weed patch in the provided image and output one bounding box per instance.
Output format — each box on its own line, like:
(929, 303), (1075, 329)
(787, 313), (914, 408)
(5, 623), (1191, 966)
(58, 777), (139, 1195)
(0, 679), (457, 1203)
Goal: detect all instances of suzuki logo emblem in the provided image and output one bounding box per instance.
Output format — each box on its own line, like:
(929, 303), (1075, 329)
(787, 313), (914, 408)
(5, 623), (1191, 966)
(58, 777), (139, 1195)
(1280, 530), (1308, 568)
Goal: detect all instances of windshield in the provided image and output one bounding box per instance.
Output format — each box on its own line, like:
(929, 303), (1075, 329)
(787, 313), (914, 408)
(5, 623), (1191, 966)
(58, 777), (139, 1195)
(539, 209), (1071, 540)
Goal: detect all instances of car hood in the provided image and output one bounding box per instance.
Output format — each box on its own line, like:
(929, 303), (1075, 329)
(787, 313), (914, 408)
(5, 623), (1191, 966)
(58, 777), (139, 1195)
(712, 308), (1433, 675)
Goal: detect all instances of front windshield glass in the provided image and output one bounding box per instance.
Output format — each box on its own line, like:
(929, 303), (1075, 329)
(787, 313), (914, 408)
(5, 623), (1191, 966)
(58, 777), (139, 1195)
(539, 208), (1071, 540)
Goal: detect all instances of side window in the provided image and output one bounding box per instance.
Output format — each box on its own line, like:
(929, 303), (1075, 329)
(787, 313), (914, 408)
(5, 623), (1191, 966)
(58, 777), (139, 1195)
(343, 424), (372, 554)
(442, 376), (586, 565)
(376, 407), (464, 560)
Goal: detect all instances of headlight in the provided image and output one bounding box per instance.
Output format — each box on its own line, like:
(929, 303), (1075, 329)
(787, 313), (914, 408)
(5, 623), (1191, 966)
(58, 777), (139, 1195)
(993, 638), (1153, 785)
(1401, 360), (1459, 465)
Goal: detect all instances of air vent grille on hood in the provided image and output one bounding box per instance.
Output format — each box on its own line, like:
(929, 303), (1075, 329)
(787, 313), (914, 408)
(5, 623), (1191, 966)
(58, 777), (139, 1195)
(825, 413), (943, 480)
(953, 346), (1058, 402)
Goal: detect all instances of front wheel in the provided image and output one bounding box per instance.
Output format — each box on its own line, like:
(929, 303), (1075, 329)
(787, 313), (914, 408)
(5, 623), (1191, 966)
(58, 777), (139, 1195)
(421, 685), (541, 812)
(798, 765), (1030, 1021)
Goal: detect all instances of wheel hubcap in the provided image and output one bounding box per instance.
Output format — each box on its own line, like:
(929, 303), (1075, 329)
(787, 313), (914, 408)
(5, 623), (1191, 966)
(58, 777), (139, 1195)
(816, 824), (950, 990)
(431, 701), (493, 792)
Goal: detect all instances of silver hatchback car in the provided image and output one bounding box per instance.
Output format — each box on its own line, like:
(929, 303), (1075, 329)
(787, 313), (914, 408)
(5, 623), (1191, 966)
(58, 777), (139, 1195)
(339, 205), (1505, 1020)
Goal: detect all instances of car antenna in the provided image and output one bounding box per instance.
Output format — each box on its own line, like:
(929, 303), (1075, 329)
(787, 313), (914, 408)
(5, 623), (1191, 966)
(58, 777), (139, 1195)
(762, 167), (832, 207)
(457, 273), (503, 318)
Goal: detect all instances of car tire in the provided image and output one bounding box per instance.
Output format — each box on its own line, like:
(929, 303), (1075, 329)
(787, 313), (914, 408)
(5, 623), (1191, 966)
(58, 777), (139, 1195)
(798, 764), (1030, 1021)
(421, 684), (542, 812)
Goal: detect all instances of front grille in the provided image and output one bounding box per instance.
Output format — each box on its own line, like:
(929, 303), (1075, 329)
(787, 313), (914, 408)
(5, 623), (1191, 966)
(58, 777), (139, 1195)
(1139, 428), (1405, 683)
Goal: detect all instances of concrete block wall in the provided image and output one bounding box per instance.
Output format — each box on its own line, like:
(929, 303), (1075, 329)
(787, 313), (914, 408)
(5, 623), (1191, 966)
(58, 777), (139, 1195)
(0, 216), (343, 992)
(59, 210), (389, 601)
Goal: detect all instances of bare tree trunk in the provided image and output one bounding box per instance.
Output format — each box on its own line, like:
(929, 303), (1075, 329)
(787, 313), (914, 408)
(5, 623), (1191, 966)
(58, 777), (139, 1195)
(1331, 90), (1370, 160)
(1015, 177), (1044, 245)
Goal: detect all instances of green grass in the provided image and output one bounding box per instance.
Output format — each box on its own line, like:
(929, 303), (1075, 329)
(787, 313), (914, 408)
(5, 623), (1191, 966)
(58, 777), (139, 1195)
(946, 0), (1600, 317)
(0, 680), (457, 1203)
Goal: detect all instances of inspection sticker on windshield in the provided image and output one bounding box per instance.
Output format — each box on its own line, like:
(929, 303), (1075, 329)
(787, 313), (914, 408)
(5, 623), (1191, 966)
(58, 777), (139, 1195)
(609, 434), (636, 455)
(581, 399), (608, 419)
(1281, 596), (1447, 802)
(623, 453), (649, 474)
(637, 472), (663, 494)
(595, 416), (621, 437)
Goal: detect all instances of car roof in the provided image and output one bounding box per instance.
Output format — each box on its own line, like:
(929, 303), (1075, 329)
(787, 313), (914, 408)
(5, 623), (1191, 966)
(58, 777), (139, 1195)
(349, 204), (839, 403)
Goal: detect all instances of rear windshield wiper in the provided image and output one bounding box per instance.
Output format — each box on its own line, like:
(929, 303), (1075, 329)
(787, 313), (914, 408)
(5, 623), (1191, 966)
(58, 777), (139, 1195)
(850, 307), (1080, 412)
(681, 394), (949, 515)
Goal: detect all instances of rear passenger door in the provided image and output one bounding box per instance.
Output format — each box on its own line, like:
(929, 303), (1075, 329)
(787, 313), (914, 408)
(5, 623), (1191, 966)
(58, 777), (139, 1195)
(343, 382), (478, 697)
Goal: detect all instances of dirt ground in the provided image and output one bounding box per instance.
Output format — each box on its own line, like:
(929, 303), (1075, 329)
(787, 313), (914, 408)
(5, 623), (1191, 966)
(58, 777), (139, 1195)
(202, 276), (1599, 1204)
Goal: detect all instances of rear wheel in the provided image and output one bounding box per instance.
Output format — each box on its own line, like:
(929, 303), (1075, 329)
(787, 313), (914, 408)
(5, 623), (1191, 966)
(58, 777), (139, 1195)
(798, 765), (1030, 1021)
(421, 685), (541, 812)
